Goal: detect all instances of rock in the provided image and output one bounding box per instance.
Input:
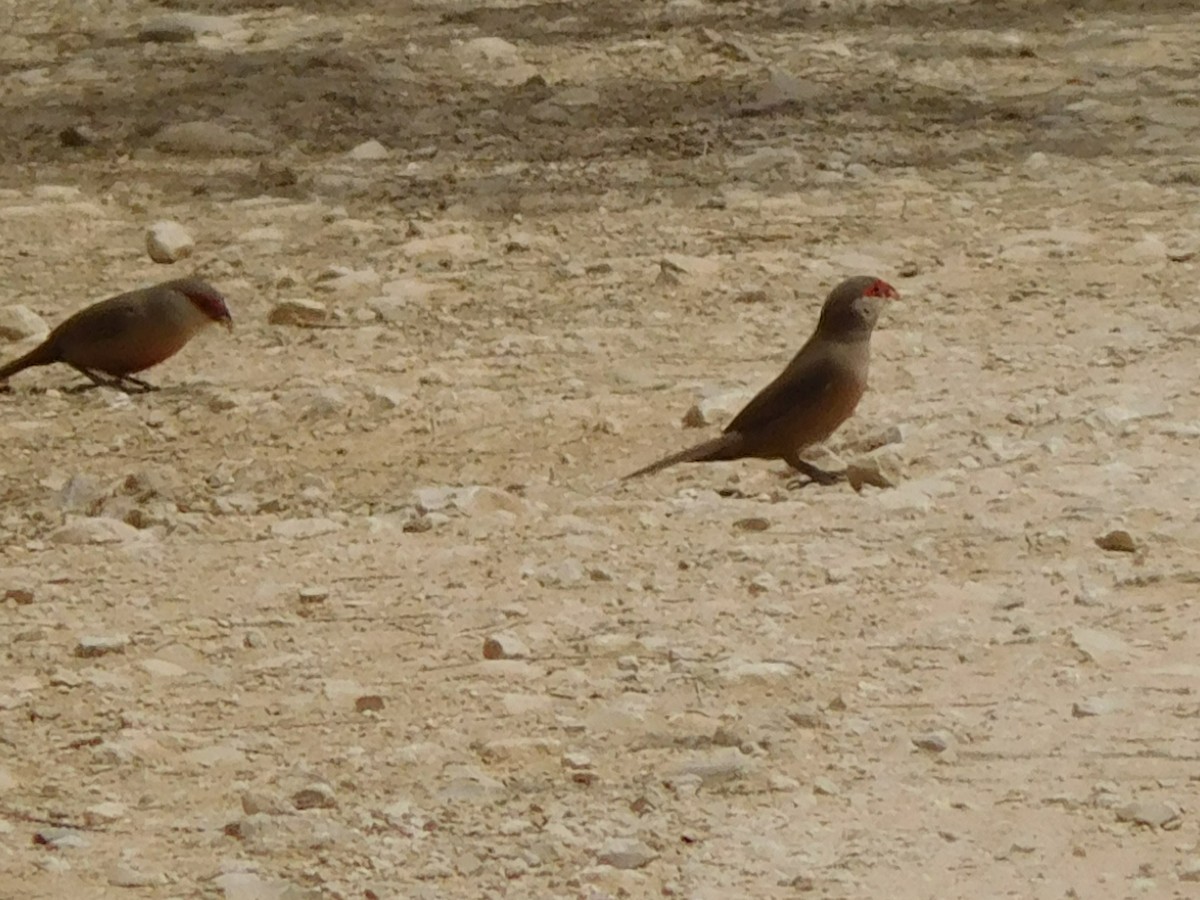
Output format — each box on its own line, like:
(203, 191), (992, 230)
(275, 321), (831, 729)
(355, 694), (384, 713)
(1115, 799), (1181, 829)
(745, 68), (818, 112)
(1071, 627), (1131, 666)
(483, 633), (530, 660)
(0, 305), (48, 341)
(664, 749), (753, 786)
(812, 776), (840, 796)
(269, 518), (342, 540)
(154, 121), (271, 156)
(1179, 859), (1200, 882)
(268, 299), (328, 327)
(1095, 529), (1137, 553)
(5, 588), (34, 605)
(60, 124), (98, 147)
(138, 13), (237, 42)
(527, 558), (588, 588)
(657, 253), (720, 286)
(315, 267), (380, 294)
(241, 790), (289, 816)
(146, 220), (194, 263)
(292, 783), (337, 810)
(596, 837), (657, 870)
(108, 862), (164, 887)
(400, 233), (483, 264)
(51, 518), (141, 545)
(1072, 696), (1118, 717)
(912, 731), (952, 753)
(345, 139), (389, 161)
(719, 659), (803, 684)
(682, 389), (754, 427)
(213, 871), (307, 900)
(454, 36), (537, 85)
(34, 828), (88, 850)
(84, 801), (126, 825)
(76, 634), (129, 658)
(845, 449), (903, 490)
(733, 517), (770, 532)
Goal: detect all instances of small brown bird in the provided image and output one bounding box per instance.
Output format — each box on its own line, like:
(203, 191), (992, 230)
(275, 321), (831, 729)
(625, 275), (899, 484)
(0, 277), (232, 392)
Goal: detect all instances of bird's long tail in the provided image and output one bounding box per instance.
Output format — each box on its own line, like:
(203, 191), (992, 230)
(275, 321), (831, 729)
(0, 341), (57, 382)
(623, 432), (747, 480)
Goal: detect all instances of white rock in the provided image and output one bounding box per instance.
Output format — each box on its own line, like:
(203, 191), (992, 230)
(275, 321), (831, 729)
(0, 305), (48, 341)
(154, 121), (271, 155)
(1071, 627), (1131, 665)
(596, 837), (657, 870)
(84, 801), (127, 825)
(845, 449), (903, 490)
(108, 861), (164, 887)
(682, 388), (754, 427)
(51, 518), (140, 545)
(346, 139), (390, 161)
(146, 220), (195, 263)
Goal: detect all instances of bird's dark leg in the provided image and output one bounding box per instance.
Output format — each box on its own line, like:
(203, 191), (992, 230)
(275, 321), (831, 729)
(783, 453), (844, 489)
(114, 374), (158, 393)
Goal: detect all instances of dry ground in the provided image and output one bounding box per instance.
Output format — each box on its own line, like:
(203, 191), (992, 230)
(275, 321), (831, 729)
(2, 0), (1199, 897)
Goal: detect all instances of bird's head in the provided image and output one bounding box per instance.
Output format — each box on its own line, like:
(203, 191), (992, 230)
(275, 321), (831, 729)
(816, 275), (899, 338)
(176, 278), (234, 331)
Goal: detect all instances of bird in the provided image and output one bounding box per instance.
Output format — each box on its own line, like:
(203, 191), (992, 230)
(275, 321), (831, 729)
(624, 275), (899, 485)
(0, 277), (233, 393)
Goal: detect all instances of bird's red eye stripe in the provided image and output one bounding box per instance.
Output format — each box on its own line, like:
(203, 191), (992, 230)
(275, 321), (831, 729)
(867, 279), (899, 299)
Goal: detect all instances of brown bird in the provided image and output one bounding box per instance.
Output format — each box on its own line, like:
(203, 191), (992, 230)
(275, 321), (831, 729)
(625, 275), (899, 484)
(0, 277), (232, 392)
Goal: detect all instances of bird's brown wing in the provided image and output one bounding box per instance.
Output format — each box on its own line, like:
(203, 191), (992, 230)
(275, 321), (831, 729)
(723, 345), (840, 438)
(60, 297), (143, 343)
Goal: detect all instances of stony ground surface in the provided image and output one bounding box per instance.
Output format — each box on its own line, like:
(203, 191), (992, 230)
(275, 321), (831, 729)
(2, 0), (1199, 897)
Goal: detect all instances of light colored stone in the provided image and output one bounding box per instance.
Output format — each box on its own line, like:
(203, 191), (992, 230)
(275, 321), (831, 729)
(596, 837), (657, 870)
(154, 121), (271, 155)
(51, 518), (141, 545)
(146, 220), (194, 263)
(0, 305), (48, 342)
(346, 139), (389, 161)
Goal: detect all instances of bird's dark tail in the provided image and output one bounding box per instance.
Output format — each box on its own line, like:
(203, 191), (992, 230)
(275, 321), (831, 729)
(0, 340), (58, 382)
(624, 432), (747, 480)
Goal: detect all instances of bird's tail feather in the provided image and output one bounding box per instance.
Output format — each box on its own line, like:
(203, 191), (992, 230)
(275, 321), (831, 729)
(0, 341), (56, 382)
(624, 432), (746, 480)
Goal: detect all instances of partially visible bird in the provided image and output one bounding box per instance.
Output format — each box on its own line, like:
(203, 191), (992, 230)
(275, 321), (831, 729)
(0, 277), (233, 392)
(625, 275), (899, 484)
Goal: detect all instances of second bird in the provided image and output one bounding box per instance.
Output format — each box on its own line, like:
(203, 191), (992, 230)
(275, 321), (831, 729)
(0, 277), (233, 393)
(625, 275), (899, 484)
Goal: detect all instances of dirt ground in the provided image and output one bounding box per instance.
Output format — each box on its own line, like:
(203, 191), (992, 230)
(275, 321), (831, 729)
(1, 0), (1199, 897)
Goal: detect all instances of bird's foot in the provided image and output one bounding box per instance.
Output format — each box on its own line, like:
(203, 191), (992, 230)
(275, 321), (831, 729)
(115, 376), (158, 393)
(784, 462), (845, 489)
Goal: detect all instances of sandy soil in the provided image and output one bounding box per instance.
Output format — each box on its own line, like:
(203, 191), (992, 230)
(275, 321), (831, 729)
(1, 0), (1199, 897)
